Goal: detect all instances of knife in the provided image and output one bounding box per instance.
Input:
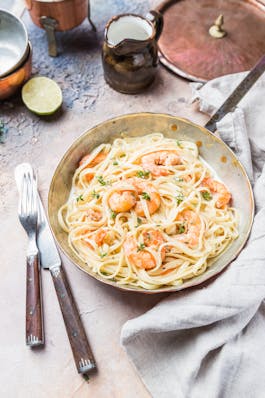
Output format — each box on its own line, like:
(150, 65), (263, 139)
(205, 54), (265, 133)
(16, 163), (96, 374)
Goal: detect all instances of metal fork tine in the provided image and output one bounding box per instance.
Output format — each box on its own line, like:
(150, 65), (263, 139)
(25, 172), (30, 217)
(20, 174), (27, 216)
(29, 173), (33, 215)
(31, 176), (37, 217)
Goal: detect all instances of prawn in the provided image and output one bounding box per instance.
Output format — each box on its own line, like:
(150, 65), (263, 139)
(202, 177), (231, 209)
(129, 178), (161, 216)
(79, 151), (107, 182)
(79, 151), (107, 168)
(142, 229), (166, 261)
(175, 209), (202, 247)
(94, 228), (115, 246)
(123, 236), (157, 270)
(85, 208), (102, 222)
(141, 151), (181, 177)
(108, 190), (137, 213)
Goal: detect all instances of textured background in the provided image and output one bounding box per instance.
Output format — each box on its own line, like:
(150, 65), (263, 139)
(0, 1), (207, 397)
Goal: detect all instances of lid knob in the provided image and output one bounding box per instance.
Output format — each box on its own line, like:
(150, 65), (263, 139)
(209, 14), (227, 39)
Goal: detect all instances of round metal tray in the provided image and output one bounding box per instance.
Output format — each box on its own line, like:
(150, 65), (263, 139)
(156, 0), (265, 82)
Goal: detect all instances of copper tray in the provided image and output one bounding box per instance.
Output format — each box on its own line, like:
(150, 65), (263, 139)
(157, 0), (265, 82)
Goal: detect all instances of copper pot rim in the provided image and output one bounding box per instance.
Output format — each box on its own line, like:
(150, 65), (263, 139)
(48, 112), (254, 295)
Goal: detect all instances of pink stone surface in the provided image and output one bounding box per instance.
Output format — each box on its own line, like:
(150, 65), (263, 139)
(0, 1), (208, 397)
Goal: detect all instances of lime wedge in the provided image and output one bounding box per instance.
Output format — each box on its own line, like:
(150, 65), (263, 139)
(22, 76), (62, 115)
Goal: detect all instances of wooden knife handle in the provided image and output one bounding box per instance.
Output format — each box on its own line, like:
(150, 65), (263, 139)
(26, 253), (44, 346)
(50, 265), (96, 374)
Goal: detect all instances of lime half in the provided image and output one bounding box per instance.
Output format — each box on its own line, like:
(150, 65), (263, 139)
(22, 76), (62, 115)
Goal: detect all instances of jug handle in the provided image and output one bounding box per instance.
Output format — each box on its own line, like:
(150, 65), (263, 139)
(146, 10), (164, 41)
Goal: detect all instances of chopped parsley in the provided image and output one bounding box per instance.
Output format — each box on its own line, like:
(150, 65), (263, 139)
(135, 217), (143, 228)
(91, 190), (100, 199)
(175, 177), (184, 182)
(76, 194), (84, 202)
(136, 170), (150, 179)
(176, 140), (182, 147)
(137, 243), (146, 252)
(176, 193), (184, 205)
(201, 191), (213, 201)
(110, 209), (117, 219)
(100, 252), (107, 258)
(142, 192), (151, 201)
(177, 223), (186, 234)
(113, 160), (118, 166)
(96, 175), (107, 186)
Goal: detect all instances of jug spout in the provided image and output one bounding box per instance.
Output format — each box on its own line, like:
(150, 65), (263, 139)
(105, 14), (155, 56)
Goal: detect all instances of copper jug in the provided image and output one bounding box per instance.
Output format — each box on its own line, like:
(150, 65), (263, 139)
(25, 0), (95, 56)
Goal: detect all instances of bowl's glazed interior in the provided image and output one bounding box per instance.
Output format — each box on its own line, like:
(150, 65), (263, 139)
(48, 113), (254, 293)
(0, 9), (28, 78)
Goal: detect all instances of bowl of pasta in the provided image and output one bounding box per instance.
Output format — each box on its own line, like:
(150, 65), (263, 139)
(48, 113), (254, 293)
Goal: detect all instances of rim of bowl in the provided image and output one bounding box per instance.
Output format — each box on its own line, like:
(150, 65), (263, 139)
(0, 9), (29, 78)
(0, 41), (32, 81)
(48, 113), (254, 294)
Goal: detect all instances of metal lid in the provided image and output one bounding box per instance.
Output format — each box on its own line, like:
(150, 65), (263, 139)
(157, 0), (265, 82)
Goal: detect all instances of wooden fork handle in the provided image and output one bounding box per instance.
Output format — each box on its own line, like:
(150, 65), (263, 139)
(50, 265), (96, 374)
(26, 253), (44, 346)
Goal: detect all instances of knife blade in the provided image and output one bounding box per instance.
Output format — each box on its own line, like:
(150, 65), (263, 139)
(16, 163), (96, 375)
(205, 54), (265, 133)
(37, 184), (61, 271)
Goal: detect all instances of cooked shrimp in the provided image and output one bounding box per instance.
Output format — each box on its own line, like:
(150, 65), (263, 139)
(141, 151), (181, 177)
(176, 209), (202, 247)
(94, 228), (115, 246)
(135, 190), (161, 217)
(202, 177), (231, 209)
(94, 229), (107, 246)
(128, 178), (161, 216)
(79, 151), (107, 168)
(123, 236), (156, 270)
(86, 208), (102, 222)
(143, 229), (166, 260)
(108, 190), (137, 213)
(78, 152), (107, 183)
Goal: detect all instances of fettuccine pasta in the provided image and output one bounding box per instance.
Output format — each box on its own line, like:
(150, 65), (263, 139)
(58, 133), (239, 289)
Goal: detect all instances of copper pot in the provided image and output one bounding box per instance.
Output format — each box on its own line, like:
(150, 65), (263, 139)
(25, 0), (95, 56)
(0, 42), (32, 101)
(25, 0), (89, 31)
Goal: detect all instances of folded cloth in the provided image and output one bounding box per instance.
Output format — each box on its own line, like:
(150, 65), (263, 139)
(121, 72), (265, 398)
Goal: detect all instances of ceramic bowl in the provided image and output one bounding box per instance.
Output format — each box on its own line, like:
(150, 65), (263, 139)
(0, 42), (32, 101)
(48, 113), (254, 293)
(0, 9), (29, 78)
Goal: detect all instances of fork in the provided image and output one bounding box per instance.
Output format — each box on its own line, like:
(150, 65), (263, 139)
(18, 170), (44, 346)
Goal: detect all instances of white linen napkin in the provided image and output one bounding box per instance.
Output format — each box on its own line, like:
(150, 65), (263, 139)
(121, 72), (265, 398)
